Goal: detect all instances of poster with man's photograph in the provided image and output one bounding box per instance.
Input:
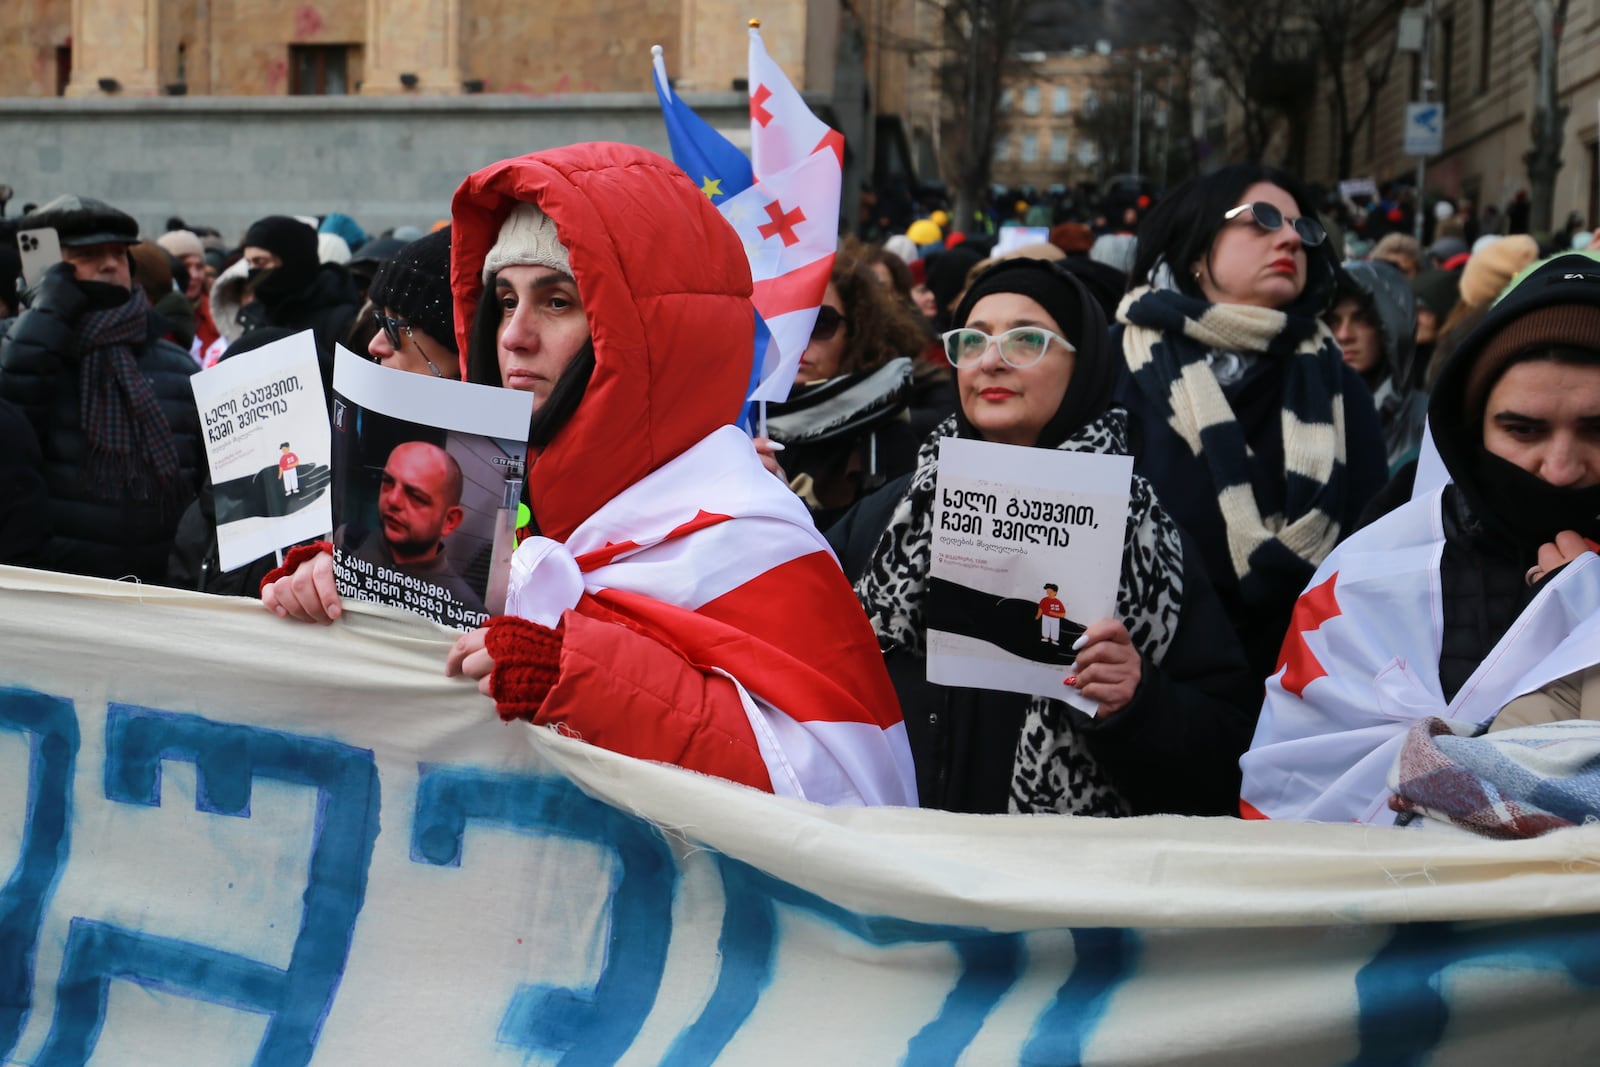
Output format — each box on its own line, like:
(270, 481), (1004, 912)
(926, 437), (1132, 715)
(189, 330), (333, 572)
(329, 347), (534, 630)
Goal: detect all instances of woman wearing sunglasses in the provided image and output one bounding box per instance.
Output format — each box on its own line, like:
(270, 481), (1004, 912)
(829, 258), (1259, 816)
(365, 226), (460, 379)
(763, 259), (932, 527)
(1114, 164), (1389, 687)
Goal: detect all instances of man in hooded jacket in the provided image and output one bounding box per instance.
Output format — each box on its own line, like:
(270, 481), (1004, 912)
(1242, 253), (1600, 824)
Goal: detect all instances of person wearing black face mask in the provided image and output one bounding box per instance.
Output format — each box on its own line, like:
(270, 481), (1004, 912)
(1241, 253), (1600, 826)
(236, 215), (362, 390)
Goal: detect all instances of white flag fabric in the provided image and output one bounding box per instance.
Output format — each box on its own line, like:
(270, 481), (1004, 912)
(747, 27), (844, 178)
(4, 564), (1600, 1065)
(1242, 489), (1600, 824)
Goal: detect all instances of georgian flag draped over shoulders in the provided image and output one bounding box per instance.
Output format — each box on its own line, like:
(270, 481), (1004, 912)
(1240, 489), (1600, 825)
(650, 28), (843, 404)
(507, 426), (918, 807)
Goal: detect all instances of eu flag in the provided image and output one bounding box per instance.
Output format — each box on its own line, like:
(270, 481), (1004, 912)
(651, 46), (753, 204)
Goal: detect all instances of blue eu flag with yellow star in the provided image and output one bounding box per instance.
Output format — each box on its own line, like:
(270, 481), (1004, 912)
(651, 46), (753, 205)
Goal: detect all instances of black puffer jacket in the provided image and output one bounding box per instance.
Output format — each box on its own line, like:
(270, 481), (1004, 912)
(0, 395), (50, 565)
(0, 296), (203, 583)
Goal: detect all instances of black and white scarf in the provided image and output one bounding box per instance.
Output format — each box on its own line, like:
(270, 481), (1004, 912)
(854, 410), (1185, 815)
(1117, 285), (1348, 607)
(76, 287), (184, 503)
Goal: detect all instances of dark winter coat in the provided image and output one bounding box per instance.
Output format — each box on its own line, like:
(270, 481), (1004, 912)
(237, 263), (362, 389)
(0, 395), (50, 566)
(1111, 330), (1390, 685)
(0, 301), (203, 583)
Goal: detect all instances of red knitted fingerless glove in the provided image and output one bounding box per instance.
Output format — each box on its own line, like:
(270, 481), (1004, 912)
(484, 615), (565, 723)
(258, 540), (334, 594)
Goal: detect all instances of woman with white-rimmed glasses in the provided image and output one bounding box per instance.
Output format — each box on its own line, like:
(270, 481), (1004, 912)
(829, 258), (1260, 817)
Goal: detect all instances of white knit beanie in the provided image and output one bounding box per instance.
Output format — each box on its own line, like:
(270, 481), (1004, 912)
(483, 201), (571, 282)
(156, 229), (205, 260)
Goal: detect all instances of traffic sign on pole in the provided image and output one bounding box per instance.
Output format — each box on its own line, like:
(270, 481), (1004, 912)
(1404, 102), (1444, 157)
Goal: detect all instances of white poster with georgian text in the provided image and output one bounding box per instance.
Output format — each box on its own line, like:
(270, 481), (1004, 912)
(927, 436), (1132, 713)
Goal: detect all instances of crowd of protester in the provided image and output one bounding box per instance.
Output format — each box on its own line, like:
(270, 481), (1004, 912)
(5, 148), (1600, 837)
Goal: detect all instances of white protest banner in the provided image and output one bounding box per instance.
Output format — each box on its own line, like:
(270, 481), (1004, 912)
(992, 226), (1053, 256)
(188, 330), (331, 571)
(4, 566), (1600, 1065)
(1338, 177), (1379, 201)
(329, 346), (534, 629)
(928, 437), (1132, 713)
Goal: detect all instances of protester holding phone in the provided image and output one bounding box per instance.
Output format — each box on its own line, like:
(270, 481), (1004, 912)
(0, 195), (204, 582)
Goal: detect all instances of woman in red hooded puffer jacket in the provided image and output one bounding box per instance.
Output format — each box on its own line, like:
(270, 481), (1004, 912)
(267, 143), (916, 806)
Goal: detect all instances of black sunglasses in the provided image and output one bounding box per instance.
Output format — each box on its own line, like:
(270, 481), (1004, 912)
(1223, 201), (1327, 247)
(371, 308), (445, 377)
(372, 308), (411, 350)
(811, 305), (848, 342)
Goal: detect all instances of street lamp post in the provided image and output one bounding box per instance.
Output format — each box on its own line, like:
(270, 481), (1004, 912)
(1412, 0), (1434, 242)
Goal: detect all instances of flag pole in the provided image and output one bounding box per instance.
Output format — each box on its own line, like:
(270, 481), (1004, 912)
(750, 16), (764, 443)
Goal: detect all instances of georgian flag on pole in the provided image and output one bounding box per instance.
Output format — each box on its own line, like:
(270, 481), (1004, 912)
(747, 24), (847, 177)
(651, 26), (842, 403)
(741, 22), (843, 400)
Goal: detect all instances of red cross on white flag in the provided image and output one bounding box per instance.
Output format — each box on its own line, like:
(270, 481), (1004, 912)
(747, 27), (846, 180)
(718, 148), (841, 401)
(734, 25), (844, 402)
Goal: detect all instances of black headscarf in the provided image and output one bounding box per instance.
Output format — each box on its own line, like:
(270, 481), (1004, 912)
(947, 258), (1114, 450)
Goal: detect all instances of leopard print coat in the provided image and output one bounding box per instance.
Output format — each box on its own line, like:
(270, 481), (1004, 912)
(855, 409), (1185, 815)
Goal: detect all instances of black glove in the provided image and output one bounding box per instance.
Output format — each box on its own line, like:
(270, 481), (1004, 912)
(26, 261), (88, 322)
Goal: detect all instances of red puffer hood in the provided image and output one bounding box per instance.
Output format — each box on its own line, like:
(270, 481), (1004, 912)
(450, 143), (755, 542)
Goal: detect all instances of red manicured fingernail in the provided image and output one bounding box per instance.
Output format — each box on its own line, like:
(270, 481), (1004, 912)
(1064, 675), (1077, 686)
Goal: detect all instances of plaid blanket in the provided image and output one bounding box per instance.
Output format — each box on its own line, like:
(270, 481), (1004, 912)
(1389, 717), (1600, 838)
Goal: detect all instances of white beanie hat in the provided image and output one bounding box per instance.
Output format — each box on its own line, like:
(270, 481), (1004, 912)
(483, 201), (571, 282)
(157, 229), (205, 260)
(884, 234), (918, 264)
(317, 232), (352, 264)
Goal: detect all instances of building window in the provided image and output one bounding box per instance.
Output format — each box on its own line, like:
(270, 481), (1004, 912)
(55, 45), (71, 96)
(1052, 86), (1070, 114)
(290, 44), (352, 95)
(1023, 85), (1040, 115)
(1478, 0), (1493, 92)
(999, 88), (1012, 114)
(1021, 133), (1039, 162)
(1078, 141), (1098, 166)
(994, 136), (1011, 162)
(1084, 89), (1099, 116)
(1050, 132), (1069, 163)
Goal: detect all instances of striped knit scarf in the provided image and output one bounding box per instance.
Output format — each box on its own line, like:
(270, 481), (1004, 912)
(1116, 285), (1348, 606)
(76, 287), (184, 504)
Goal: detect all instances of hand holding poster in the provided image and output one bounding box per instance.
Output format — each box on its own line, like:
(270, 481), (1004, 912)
(329, 347), (534, 630)
(188, 330), (332, 571)
(928, 437), (1132, 714)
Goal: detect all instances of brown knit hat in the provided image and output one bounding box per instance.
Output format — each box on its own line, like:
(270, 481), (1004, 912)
(128, 241), (175, 303)
(1459, 235), (1539, 307)
(1464, 302), (1600, 414)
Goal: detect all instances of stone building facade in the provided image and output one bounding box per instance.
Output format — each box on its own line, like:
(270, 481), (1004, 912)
(1200, 0), (1600, 229)
(0, 0), (946, 236)
(990, 51), (1113, 190)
